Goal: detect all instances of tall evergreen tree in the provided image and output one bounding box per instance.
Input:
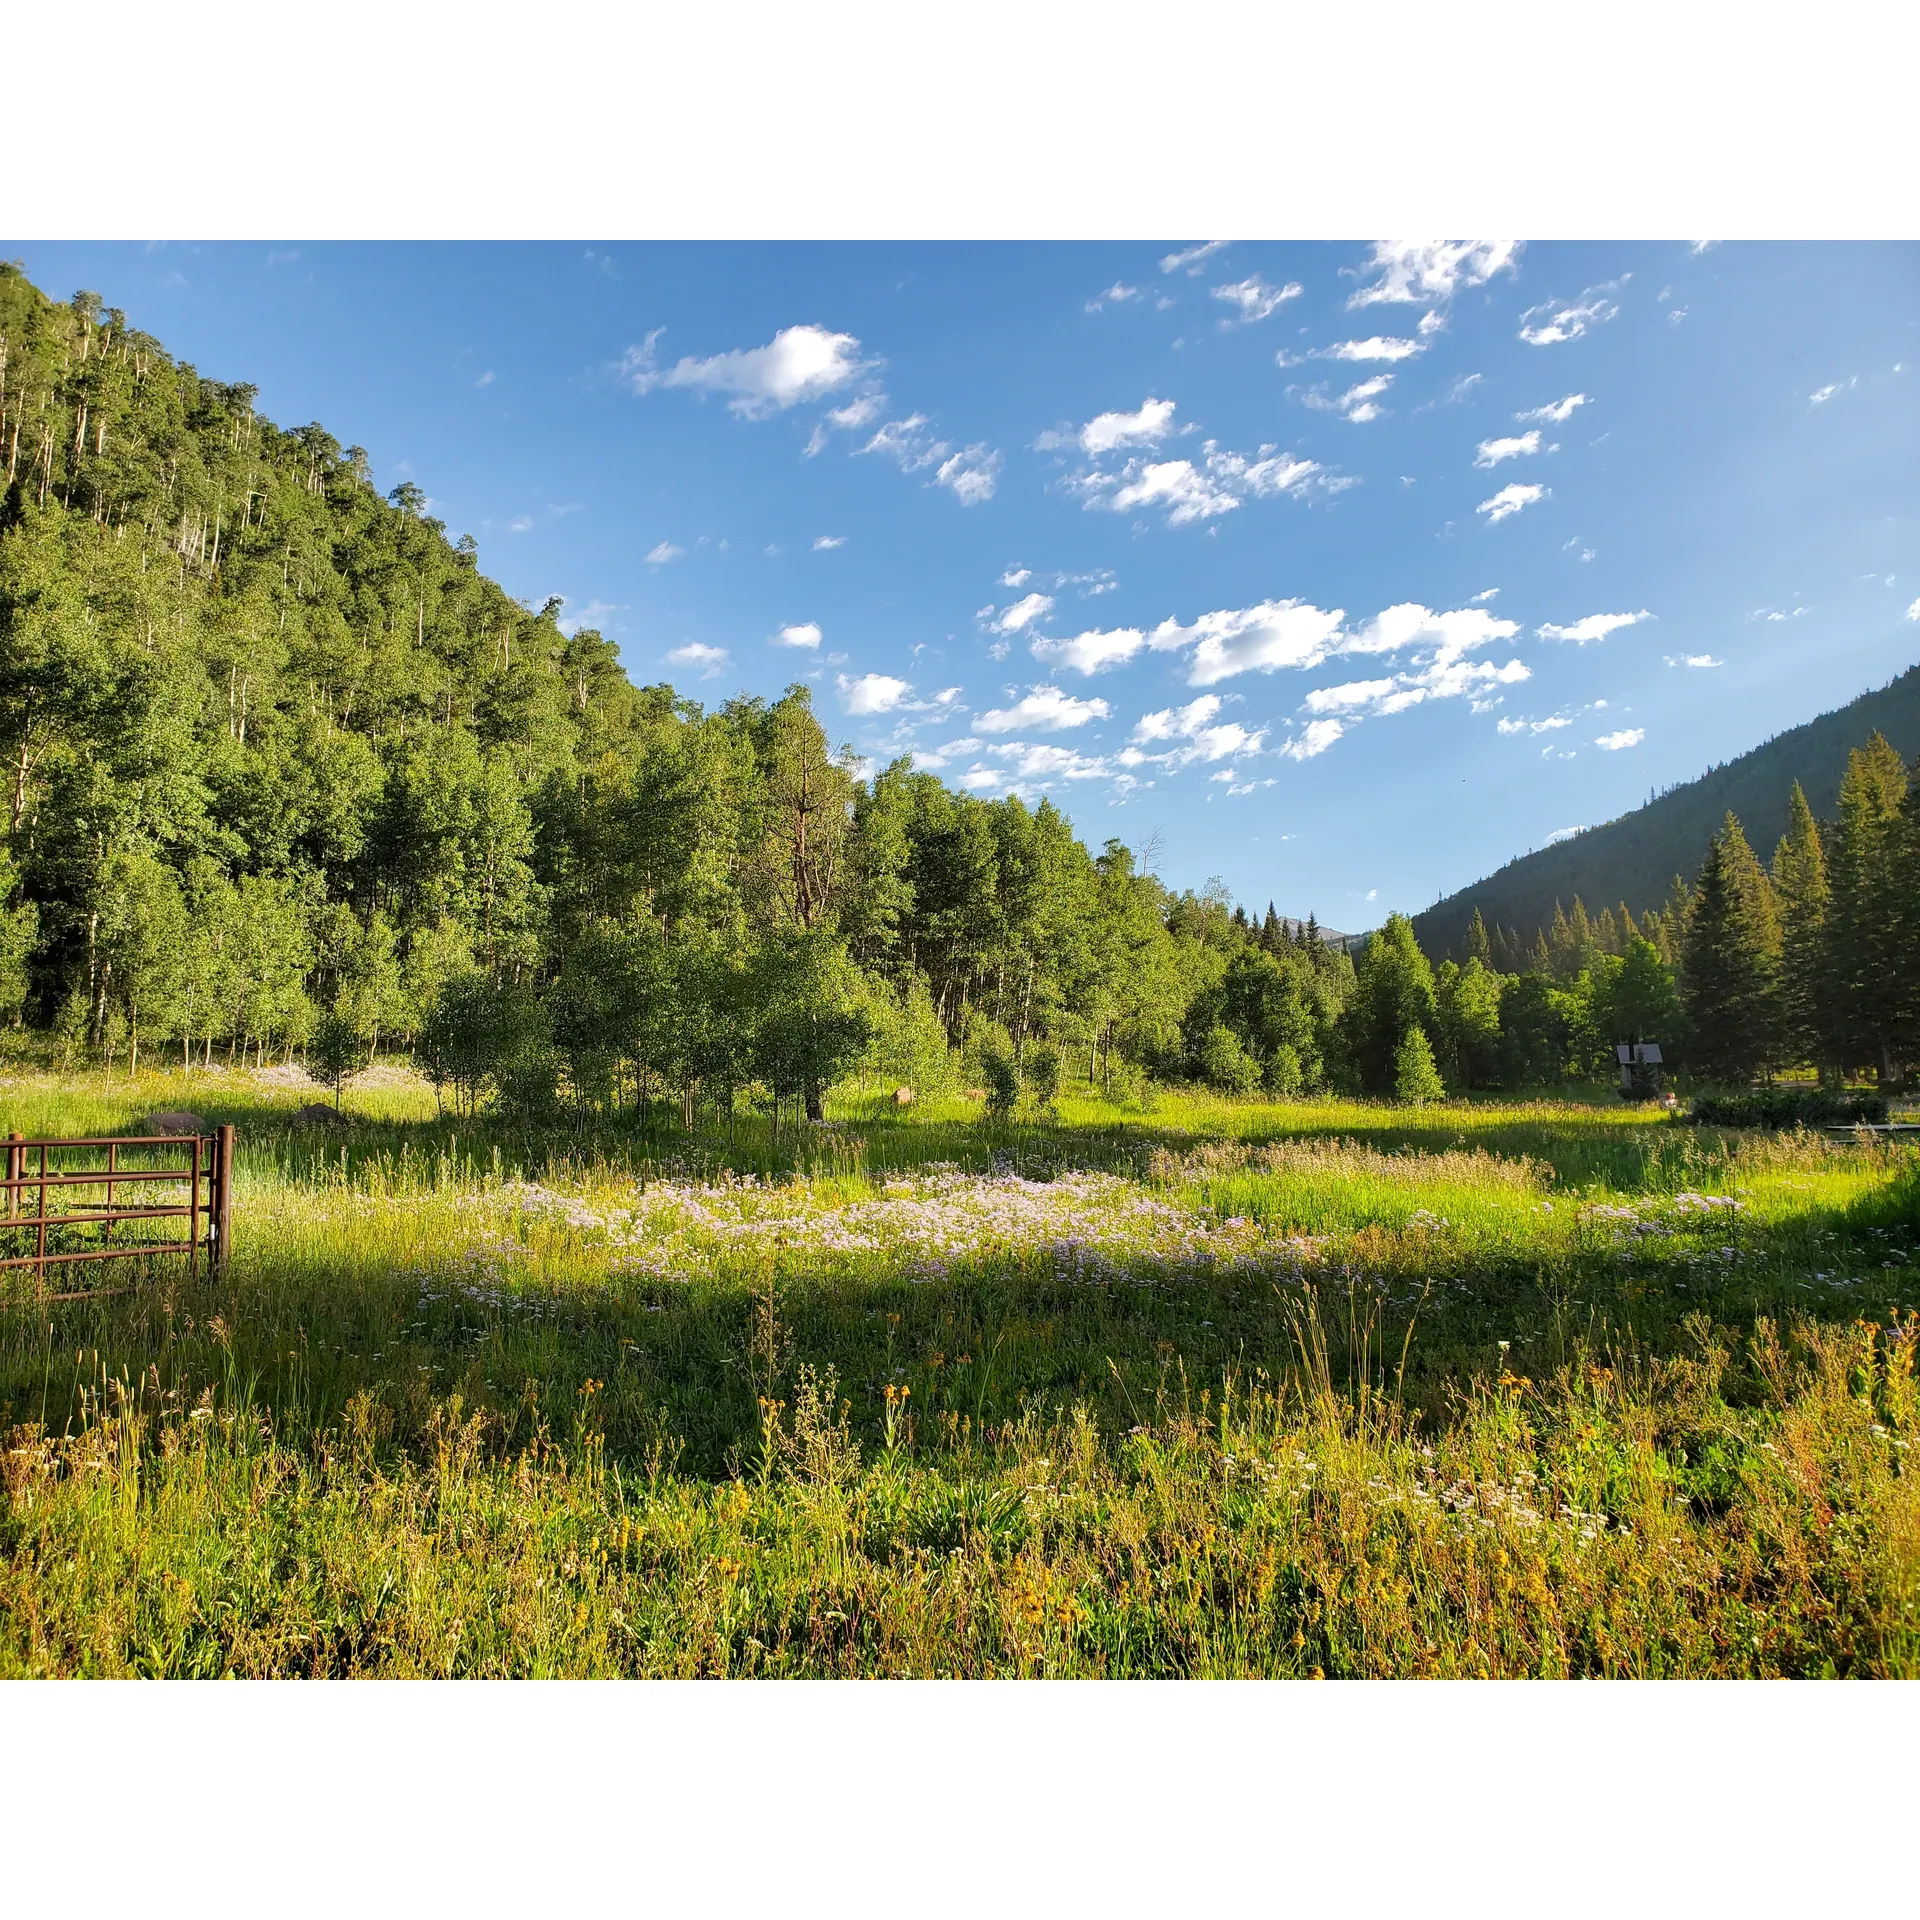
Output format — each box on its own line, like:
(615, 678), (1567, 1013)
(1681, 812), (1782, 1085)
(1770, 781), (1830, 1074)
(1822, 734), (1908, 1082)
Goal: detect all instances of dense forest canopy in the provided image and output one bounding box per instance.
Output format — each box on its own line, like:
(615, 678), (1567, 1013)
(2, 264), (1917, 1110)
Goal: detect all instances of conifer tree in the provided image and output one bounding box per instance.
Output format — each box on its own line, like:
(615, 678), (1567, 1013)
(1681, 813), (1782, 1084)
(1822, 734), (1908, 1082)
(1393, 1026), (1445, 1105)
(1465, 907), (1493, 968)
(1770, 781), (1830, 1074)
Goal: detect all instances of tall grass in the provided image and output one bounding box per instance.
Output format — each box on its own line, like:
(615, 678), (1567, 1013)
(1, 1065), (1915, 1676)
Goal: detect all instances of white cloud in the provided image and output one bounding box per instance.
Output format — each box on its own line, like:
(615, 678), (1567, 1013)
(667, 641), (729, 679)
(1537, 609), (1652, 644)
(986, 592), (1055, 635)
(1752, 605), (1808, 622)
(838, 672), (913, 715)
(1304, 678), (1396, 713)
(1475, 430), (1543, 468)
(1545, 826), (1585, 845)
(1130, 695), (1265, 764)
(812, 535), (846, 550)
(1150, 600), (1346, 684)
(1212, 276), (1303, 324)
(976, 686), (1112, 733)
(1666, 653), (1723, 668)
(1161, 241), (1228, 275)
(623, 323), (871, 416)
(1319, 336), (1425, 362)
(1477, 483), (1546, 524)
(1595, 728), (1645, 751)
(1497, 714), (1572, 735)
(1029, 626), (1148, 675)
(644, 541), (684, 566)
(1078, 396), (1178, 456)
(1906, 597), (1920, 622)
(556, 599), (623, 637)
(474, 370), (496, 388)
(1301, 374), (1394, 424)
(861, 415), (1001, 505)
(1516, 393), (1589, 425)
(507, 515), (534, 534)
(1347, 240), (1522, 309)
(1001, 567), (1031, 588)
(1280, 719), (1347, 760)
(1470, 587), (1501, 604)
(771, 621), (822, 650)
(1086, 283), (1140, 312)
(1518, 282), (1625, 347)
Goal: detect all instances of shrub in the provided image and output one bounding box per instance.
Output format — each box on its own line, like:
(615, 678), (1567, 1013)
(1690, 1087), (1889, 1129)
(1197, 1025), (1260, 1096)
(1024, 1042), (1062, 1116)
(1394, 1027), (1446, 1106)
(1264, 1042), (1305, 1099)
(980, 1044), (1020, 1125)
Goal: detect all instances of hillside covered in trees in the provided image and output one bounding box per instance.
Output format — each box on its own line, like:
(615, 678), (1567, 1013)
(1414, 663), (1920, 962)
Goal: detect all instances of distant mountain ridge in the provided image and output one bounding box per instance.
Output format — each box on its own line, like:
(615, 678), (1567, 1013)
(1412, 660), (1920, 961)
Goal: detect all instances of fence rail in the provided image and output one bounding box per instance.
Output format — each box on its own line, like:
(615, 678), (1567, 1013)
(1, 1126), (233, 1285)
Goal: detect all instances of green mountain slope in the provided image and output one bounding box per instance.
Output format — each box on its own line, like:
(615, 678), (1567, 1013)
(1412, 662), (1920, 960)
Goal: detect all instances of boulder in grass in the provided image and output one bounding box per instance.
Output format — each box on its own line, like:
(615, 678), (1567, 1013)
(893, 1086), (915, 1107)
(293, 1102), (348, 1128)
(139, 1110), (208, 1136)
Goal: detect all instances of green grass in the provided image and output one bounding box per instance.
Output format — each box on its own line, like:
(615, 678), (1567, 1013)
(2, 1063), (1917, 1676)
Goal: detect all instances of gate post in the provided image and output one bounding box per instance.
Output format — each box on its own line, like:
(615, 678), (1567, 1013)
(5, 1133), (18, 1223)
(213, 1124), (235, 1271)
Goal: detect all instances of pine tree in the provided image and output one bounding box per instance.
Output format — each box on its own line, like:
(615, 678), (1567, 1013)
(1822, 734), (1908, 1082)
(1682, 813), (1782, 1085)
(1465, 907), (1493, 968)
(1770, 781), (1830, 1074)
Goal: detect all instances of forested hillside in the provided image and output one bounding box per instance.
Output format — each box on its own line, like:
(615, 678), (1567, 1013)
(1414, 663), (1920, 961)
(0, 265), (1362, 1114)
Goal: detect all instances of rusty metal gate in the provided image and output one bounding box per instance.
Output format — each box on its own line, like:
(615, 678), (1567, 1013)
(1, 1125), (233, 1289)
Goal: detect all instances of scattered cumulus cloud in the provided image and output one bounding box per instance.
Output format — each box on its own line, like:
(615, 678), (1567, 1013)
(1280, 718), (1348, 760)
(1751, 605), (1808, 622)
(1126, 694), (1266, 768)
(976, 686), (1112, 733)
(623, 323), (871, 416)
(983, 592), (1055, 635)
(838, 672), (914, 715)
(1346, 240), (1522, 309)
(1545, 826), (1586, 845)
(1477, 483), (1546, 524)
(1537, 609), (1652, 644)
(1906, 597), (1920, 622)
(1667, 653), (1723, 668)
(1475, 430), (1544, 468)
(812, 534), (846, 550)
(1299, 374), (1394, 424)
(1068, 436), (1326, 527)
(1086, 283), (1140, 312)
(1076, 397), (1178, 456)
(1030, 627), (1149, 675)
(1809, 378), (1857, 406)
(771, 622), (822, 650)
(1497, 714), (1572, 736)
(1319, 336), (1425, 362)
(1211, 276), (1303, 324)
(644, 541), (684, 566)
(667, 641), (729, 679)
(1595, 729), (1645, 750)
(861, 414), (1002, 505)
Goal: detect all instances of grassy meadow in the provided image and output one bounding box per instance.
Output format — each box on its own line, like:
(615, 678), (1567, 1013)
(2, 1060), (1917, 1677)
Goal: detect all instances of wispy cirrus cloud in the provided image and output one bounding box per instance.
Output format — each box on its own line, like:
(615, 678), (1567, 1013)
(1518, 281), (1625, 346)
(1211, 275), (1303, 324)
(644, 541), (684, 565)
(1161, 241), (1228, 275)
(1085, 282), (1140, 312)
(1516, 393), (1589, 424)
(1537, 609), (1652, 644)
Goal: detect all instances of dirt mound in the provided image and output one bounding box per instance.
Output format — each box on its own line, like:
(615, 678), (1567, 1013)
(138, 1110), (208, 1135)
(292, 1102), (347, 1127)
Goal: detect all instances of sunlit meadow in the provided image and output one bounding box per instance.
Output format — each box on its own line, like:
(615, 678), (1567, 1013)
(2, 1060), (1917, 1677)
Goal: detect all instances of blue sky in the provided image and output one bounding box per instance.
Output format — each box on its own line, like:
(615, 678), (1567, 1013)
(9, 239), (1917, 928)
